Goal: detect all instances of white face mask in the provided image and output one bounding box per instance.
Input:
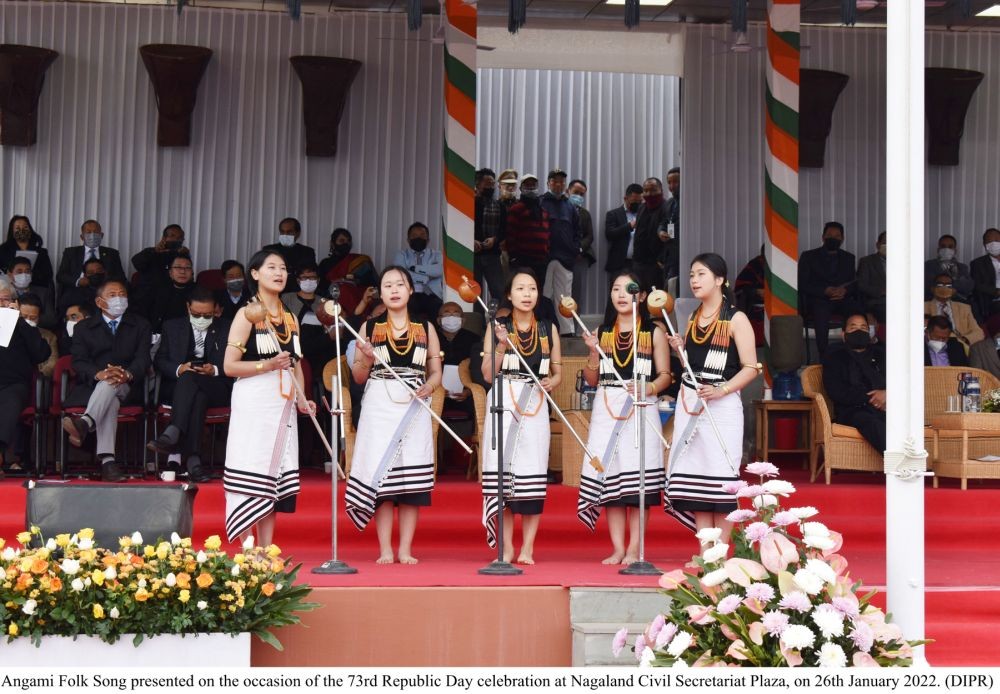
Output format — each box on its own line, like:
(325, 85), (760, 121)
(987, 241), (1000, 257)
(440, 316), (463, 333)
(299, 279), (319, 294)
(83, 233), (102, 249)
(104, 296), (128, 318)
(12, 273), (31, 289)
(938, 247), (956, 262)
(24, 318), (37, 328)
(189, 315), (213, 331)
(66, 320), (78, 338)
(927, 339), (946, 353)
(278, 234), (295, 247)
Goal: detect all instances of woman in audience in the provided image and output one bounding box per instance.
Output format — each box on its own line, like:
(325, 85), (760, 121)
(318, 228), (378, 316)
(1, 216), (54, 291)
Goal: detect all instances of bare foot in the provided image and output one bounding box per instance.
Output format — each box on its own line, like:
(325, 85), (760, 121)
(398, 555), (419, 565)
(503, 547), (514, 563)
(602, 551), (625, 565)
(516, 553), (535, 565)
(376, 552), (395, 564)
(622, 554), (638, 565)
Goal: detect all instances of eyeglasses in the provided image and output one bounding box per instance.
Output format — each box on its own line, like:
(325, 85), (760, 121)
(934, 283), (954, 289)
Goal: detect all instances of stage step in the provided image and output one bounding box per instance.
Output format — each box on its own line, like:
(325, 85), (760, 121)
(569, 587), (665, 667)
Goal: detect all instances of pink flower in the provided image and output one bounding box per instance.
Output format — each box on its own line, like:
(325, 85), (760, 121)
(722, 479), (748, 494)
(634, 633), (646, 660)
(852, 652), (881, 667)
(736, 484), (766, 498)
(716, 595), (743, 615)
(778, 590), (812, 613)
(748, 621), (767, 645)
(759, 532), (798, 573)
(686, 604), (717, 625)
(745, 582), (776, 603)
(726, 509), (757, 523)
(770, 511), (798, 527)
(832, 596), (860, 619)
(745, 461), (780, 477)
(849, 620), (875, 653)
(744, 522), (772, 543)
(723, 557), (768, 587)
(612, 628), (629, 657)
(659, 569), (687, 590)
(655, 622), (678, 649)
(726, 639), (750, 660)
(762, 610), (790, 636)
(648, 614), (666, 641)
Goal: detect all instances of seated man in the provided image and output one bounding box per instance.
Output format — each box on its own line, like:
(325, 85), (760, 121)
(393, 222), (444, 321)
(856, 232), (887, 324)
(821, 313), (886, 455)
(263, 217), (317, 292)
(218, 260), (251, 323)
(141, 254), (196, 333)
(17, 293), (58, 378)
(924, 234), (973, 302)
(148, 287), (231, 482)
(924, 272), (984, 348)
(970, 227), (1000, 322)
(924, 315), (969, 367)
(60, 302), (92, 357)
(970, 313), (1000, 381)
(56, 219), (125, 295)
(57, 257), (104, 315)
(438, 302), (478, 410)
(8, 256), (56, 330)
(798, 222), (862, 357)
(62, 279), (152, 482)
(131, 224), (190, 290)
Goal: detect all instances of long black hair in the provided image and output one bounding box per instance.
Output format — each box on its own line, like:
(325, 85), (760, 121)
(690, 252), (736, 306)
(601, 270), (650, 330)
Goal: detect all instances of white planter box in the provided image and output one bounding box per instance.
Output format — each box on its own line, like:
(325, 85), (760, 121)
(0, 632), (251, 667)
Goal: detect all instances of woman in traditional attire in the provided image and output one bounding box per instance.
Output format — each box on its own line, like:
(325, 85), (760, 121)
(664, 253), (760, 543)
(222, 250), (315, 547)
(318, 228), (378, 316)
(346, 266), (442, 564)
(481, 269), (562, 564)
(577, 272), (672, 564)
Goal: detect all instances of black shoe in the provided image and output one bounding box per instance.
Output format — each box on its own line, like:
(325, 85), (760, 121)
(147, 425), (180, 455)
(101, 459), (127, 483)
(63, 415), (92, 448)
(186, 455), (211, 483)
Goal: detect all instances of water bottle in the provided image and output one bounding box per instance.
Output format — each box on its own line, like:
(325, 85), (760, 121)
(966, 375), (981, 413)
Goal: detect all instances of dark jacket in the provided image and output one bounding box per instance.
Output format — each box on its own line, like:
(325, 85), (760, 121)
(540, 193), (581, 270)
(65, 311), (152, 407)
(576, 206), (595, 266)
(798, 246), (857, 306)
(505, 200), (550, 265)
(604, 206), (633, 273)
(632, 203), (668, 284)
(56, 246), (126, 294)
(0, 230), (54, 291)
(216, 287), (253, 324)
(970, 254), (999, 322)
(154, 315), (231, 384)
(140, 282), (195, 333)
(0, 317), (51, 387)
(821, 343), (886, 421)
(475, 196), (506, 255)
(131, 246), (190, 286)
(923, 337), (969, 367)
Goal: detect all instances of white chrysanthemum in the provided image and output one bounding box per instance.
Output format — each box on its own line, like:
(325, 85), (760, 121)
(780, 624), (816, 650)
(702, 543), (729, 563)
(819, 642), (847, 667)
(806, 559), (837, 584)
(793, 568), (825, 595)
(672, 659), (689, 668)
(762, 479), (796, 496)
(801, 521), (830, 538)
(667, 631), (693, 657)
(701, 568), (729, 587)
(804, 535), (837, 551)
(790, 506), (819, 519)
(696, 527), (722, 544)
(639, 647), (656, 668)
(752, 494), (779, 509)
(60, 558), (80, 575)
(811, 607), (845, 638)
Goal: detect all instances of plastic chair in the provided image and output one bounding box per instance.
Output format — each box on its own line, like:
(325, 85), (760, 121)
(196, 269), (225, 292)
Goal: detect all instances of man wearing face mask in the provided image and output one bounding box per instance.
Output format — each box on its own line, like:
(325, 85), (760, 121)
(924, 272), (983, 347)
(540, 169), (581, 337)
(505, 174), (551, 287)
(923, 315), (969, 367)
(970, 313), (1000, 380)
(924, 234), (973, 302)
(604, 183), (644, 281)
(7, 257), (56, 330)
(318, 228), (378, 317)
(497, 169), (519, 209)
(821, 313), (886, 454)
(17, 293), (58, 379)
(567, 178), (596, 330)
(474, 168), (506, 303)
(62, 279), (152, 483)
(148, 287), (230, 482)
(393, 222), (444, 321)
(60, 303), (92, 356)
(969, 228), (1000, 322)
(798, 221), (862, 357)
(632, 177), (670, 290)
(263, 217), (317, 293)
(131, 224), (190, 291)
(58, 258), (104, 316)
(56, 219), (125, 296)
(0, 215), (54, 291)
(437, 301), (478, 471)
(856, 232), (888, 324)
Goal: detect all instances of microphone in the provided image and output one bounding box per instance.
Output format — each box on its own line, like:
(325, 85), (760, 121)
(626, 281), (641, 296)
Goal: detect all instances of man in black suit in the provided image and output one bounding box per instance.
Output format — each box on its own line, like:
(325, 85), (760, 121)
(923, 315), (969, 367)
(131, 224), (190, 291)
(140, 255), (196, 332)
(821, 313), (886, 454)
(62, 279), (152, 482)
(57, 258), (104, 315)
(263, 217), (316, 293)
(969, 227), (1000, 322)
(148, 287), (231, 482)
(56, 219), (125, 295)
(798, 221), (863, 357)
(632, 177), (670, 290)
(604, 183), (644, 282)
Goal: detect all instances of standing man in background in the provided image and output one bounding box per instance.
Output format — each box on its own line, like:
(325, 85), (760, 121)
(568, 178), (595, 334)
(264, 217), (317, 293)
(474, 168), (506, 303)
(540, 168), (580, 337)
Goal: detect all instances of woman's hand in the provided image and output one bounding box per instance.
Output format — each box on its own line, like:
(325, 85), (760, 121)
(268, 352), (293, 372)
(625, 381), (652, 399)
(583, 332), (599, 354)
(297, 399), (317, 415)
(539, 377), (555, 393)
(696, 384), (727, 402)
(413, 383), (434, 399)
(493, 322), (509, 347)
(667, 334), (685, 355)
(358, 340), (375, 362)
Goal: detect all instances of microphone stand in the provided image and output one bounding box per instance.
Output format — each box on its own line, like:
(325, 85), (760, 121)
(313, 291), (357, 575)
(620, 291), (661, 576)
(479, 298), (521, 575)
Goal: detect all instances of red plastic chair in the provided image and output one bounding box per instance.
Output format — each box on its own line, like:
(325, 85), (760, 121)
(151, 372), (231, 474)
(10, 372), (45, 477)
(196, 269), (225, 292)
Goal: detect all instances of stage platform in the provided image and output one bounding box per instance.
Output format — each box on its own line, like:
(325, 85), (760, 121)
(2, 466), (998, 666)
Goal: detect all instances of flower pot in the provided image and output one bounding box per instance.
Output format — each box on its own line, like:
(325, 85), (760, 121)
(0, 632), (250, 667)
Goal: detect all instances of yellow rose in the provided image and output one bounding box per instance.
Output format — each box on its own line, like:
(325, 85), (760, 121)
(233, 554), (246, 565)
(16, 532), (31, 545)
(79, 550), (96, 563)
(79, 528), (95, 540)
(55, 534), (71, 548)
(91, 570), (105, 586)
(175, 572), (191, 589)
(29, 559), (49, 575)
(92, 604), (105, 619)
(156, 543), (170, 560)
(134, 588), (150, 602)
(204, 535), (222, 551)
(8, 622), (18, 636)
(0, 538), (5, 550)
(143, 546), (155, 558)
(265, 545), (282, 558)
(180, 538), (192, 549)
(195, 573), (213, 589)
(118, 537), (132, 549)
(178, 589), (190, 604)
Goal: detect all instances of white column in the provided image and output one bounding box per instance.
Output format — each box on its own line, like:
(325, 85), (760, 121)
(885, 0), (927, 659)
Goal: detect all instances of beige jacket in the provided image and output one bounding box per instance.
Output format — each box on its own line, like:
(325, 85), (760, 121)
(924, 299), (985, 346)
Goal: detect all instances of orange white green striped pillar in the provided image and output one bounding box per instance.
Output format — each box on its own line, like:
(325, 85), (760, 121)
(763, 0), (800, 336)
(442, 0), (476, 306)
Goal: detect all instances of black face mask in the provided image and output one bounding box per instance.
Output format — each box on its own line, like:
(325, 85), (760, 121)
(409, 238), (428, 252)
(331, 242), (351, 257)
(88, 273), (106, 286)
(165, 239), (183, 250)
(845, 330), (870, 349)
(823, 237), (842, 252)
(628, 202), (641, 213)
(480, 188), (495, 199)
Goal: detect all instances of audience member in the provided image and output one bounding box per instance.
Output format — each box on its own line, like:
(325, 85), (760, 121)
(263, 217), (317, 292)
(56, 219), (125, 295)
(632, 177), (669, 290)
(218, 260), (252, 323)
(970, 227), (1000, 322)
(283, 263), (337, 377)
(318, 228), (378, 316)
(438, 301), (477, 410)
(735, 245), (767, 326)
(924, 234), (973, 302)
(924, 272), (984, 347)
(0, 277), (51, 479)
(148, 287), (230, 482)
(504, 174), (550, 286)
(540, 169), (581, 337)
(60, 302), (92, 356)
(568, 178), (596, 333)
(821, 313), (885, 454)
(604, 183), (643, 281)
(497, 169), (519, 208)
(1, 216), (54, 291)
(141, 254), (196, 332)
(798, 221), (862, 357)
(393, 222), (444, 321)
(474, 168), (506, 302)
(62, 279), (152, 483)
(58, 258), (104, 315)
(131, 224), (189, 289)
(857, 231), (887, 323)
(8, 256), (56, 329)
(662, 167), (681, 283)
(17, 293), (58, 378)
(923, 315), (969, 367)
(970, 314), (1000, 380)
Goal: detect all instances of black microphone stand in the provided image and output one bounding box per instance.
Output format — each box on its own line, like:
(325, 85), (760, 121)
(479, 298), (522, 575)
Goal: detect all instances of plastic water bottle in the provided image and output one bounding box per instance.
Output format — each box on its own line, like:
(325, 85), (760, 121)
(958, 372), (969, 411)
(966, 375), (981, 413)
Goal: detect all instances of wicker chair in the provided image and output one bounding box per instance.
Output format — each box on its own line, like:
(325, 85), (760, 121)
(924, 366), (1000, 487)
(457, 359), (487, 480)
(800, 364), (883, 484)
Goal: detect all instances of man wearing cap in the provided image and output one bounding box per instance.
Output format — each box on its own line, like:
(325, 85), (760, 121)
(540, 168), (581, 336)
(504, 174), (551, 286)
(474, 168), (506, 302)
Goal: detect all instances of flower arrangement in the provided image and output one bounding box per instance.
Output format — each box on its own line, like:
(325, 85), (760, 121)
(981, 388), (1000, 413)
(616, 462), (928, 667)
(1, 527), (318, 649)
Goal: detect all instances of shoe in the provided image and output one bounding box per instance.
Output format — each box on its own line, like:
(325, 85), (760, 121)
(146, 425), (180, 455)
(63, 415), (91, 448)
(186, 455), (211, 483)
(101, 459), (127, 483)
